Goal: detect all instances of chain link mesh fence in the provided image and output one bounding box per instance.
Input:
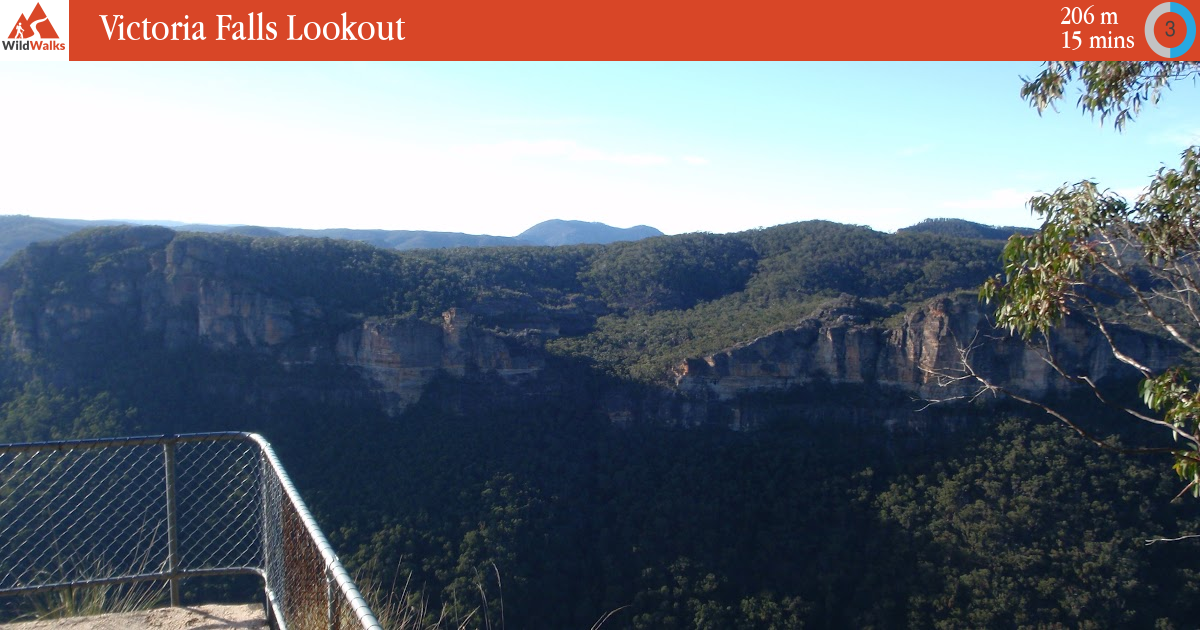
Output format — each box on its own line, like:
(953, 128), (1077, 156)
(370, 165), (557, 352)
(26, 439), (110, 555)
(0, 433), (381, 630)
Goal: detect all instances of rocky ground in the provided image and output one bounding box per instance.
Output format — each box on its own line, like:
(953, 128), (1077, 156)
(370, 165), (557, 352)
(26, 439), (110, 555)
(0, 604), (266, 630)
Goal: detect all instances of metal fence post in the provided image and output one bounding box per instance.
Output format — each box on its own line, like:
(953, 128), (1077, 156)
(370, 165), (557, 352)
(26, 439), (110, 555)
(163, 439), (181, 607)
(327, 567), (338, 630)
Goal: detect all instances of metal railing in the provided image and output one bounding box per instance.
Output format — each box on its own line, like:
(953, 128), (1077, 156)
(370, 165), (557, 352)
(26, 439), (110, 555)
(0, 432), (382, 630)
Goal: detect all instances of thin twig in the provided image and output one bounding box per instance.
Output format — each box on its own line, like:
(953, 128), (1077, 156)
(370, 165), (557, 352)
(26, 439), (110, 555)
(923, 335), (1191, 459)
(1145, 533), (1200, 545)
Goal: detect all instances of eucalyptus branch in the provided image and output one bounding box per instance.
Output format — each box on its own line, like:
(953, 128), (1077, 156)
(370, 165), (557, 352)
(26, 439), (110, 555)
(1095, 259), (1200, 355)
(1145, 533), (1200, 545)
(1147, 285), (1200, 332)
(933, 340), (1194, 459)
(1145, 258), (1200, 324)
(1173, 479), (1199, 501)
(1077, 293), (1157, 376)
(1029, 337), (1199, 446)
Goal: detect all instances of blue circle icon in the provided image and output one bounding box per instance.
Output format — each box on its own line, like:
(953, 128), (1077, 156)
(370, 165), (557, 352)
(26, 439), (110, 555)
(1146, 2), (1196, 58)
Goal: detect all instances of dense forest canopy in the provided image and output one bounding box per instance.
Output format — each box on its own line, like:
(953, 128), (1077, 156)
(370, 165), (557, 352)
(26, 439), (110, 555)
(1, 218), (1012, 382)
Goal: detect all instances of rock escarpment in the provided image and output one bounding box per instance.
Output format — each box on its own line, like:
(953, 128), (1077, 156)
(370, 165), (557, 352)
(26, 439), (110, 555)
(0, 228), (1179, 427)
(674, 296), (1178, 403)
(2, 228), (323, 355)
(0, 229), (548, 414)
(336, 309), (544, 410)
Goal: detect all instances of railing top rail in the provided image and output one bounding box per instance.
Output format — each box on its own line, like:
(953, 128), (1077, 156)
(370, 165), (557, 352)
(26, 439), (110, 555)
(0, 431), (255, 454)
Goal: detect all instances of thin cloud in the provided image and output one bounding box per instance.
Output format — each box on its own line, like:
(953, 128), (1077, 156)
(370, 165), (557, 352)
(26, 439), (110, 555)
(941, 188), (1037, 211)
(897, 143), (934, 157)
(472, 116), (596, 127)
(682, 156), (710, 165)
(1152, 128), (1200, 146)
(459, 139), (670, 166)
(1112, 186), (1149, 201)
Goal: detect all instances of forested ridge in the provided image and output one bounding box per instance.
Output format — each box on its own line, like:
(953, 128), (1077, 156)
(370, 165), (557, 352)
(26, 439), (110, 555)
(2, 219), (1199, 628)
(0, 215), (664, 265)
(1, 218), (1006, 378)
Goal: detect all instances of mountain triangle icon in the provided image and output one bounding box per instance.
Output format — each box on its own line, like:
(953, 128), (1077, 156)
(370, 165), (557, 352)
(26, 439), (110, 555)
(8, 3), (58, 39)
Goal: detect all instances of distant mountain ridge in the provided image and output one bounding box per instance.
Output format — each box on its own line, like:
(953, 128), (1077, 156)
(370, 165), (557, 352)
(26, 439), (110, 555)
(0, 216), (665, 264)
(517, 220), (662, 246)
(0, 215), (1032, 266)
(897, 217), (1035, 240)
(0, 216), (109, 265)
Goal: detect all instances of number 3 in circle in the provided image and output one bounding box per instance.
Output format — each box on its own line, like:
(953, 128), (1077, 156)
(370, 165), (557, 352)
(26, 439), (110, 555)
(1146, 3), (1196, 57)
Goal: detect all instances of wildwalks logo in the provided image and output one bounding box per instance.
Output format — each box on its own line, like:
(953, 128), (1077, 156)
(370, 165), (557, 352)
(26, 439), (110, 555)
(4, 2), (65, 51)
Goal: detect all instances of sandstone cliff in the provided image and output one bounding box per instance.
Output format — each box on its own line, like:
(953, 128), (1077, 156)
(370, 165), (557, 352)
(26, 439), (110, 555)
(0, 228), (1178, 427)
(3, 229), (324, 355)
(0, 228), (551, 414)
(336, 309), (544, 410)
(673, 296), (1178, 403)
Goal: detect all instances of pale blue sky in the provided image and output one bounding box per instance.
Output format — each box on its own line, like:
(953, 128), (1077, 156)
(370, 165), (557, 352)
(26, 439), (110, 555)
(7, 61), (1200, 236)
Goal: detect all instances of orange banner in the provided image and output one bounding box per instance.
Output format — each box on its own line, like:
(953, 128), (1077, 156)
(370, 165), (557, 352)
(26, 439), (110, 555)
(51, 0), (1200, 60)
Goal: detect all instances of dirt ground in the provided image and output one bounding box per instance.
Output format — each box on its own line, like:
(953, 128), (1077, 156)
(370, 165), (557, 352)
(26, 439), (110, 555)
(0, 604), (267, 630)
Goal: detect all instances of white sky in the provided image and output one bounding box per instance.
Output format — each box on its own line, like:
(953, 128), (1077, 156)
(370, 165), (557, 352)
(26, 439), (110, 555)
(5, 61), (1200, 236)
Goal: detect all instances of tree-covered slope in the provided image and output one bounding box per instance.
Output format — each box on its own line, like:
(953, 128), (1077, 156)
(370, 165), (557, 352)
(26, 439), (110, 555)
(1, 220), (1006, 385)
(897, 217), (1036, 241)
(4, 221), (1198, 628)
(0, 215), (92, 265)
